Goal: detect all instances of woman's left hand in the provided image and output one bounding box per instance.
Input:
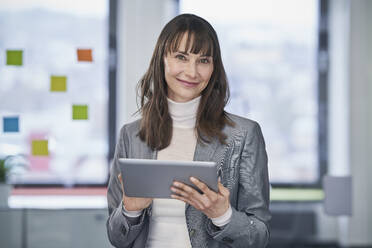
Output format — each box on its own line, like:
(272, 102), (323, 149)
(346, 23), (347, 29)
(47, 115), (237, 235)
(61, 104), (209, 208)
(170, 177), (230, 219)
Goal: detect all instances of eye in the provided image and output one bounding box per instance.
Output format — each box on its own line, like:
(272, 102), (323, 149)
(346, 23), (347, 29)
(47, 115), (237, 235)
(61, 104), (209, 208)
(175, 54), (187, 61)
(200, 58), (210, 64)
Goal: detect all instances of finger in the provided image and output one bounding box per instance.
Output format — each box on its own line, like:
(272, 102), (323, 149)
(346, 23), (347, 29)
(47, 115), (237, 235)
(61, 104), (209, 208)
(218, 181), (230, 197)
(172, 181), (208, 208)
(170, 186), (189, 198)
(190, 177), (214, 195)
(171, 194), (204, 209)
(172, 181), (216, 211)
(171, 193), (193, 205)
(190, 177), (219, 203)
(171, 186), (211, 210)
(173, 181), (203, 198)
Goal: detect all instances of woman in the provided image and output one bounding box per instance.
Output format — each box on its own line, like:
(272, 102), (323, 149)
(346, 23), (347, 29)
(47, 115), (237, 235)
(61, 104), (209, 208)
(107, 14), (271, 248)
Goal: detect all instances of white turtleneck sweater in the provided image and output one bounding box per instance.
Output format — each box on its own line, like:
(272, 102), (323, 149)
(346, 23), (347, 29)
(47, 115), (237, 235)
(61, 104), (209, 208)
(123, 96), (232, 247)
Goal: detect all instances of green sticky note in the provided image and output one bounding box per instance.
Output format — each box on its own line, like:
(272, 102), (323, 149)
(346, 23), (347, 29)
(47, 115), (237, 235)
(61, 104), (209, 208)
(73, 105), (88, 120)
(32, 140), (49, 156)
(6, 50), (23, 66)
(50, 76), (67, 92)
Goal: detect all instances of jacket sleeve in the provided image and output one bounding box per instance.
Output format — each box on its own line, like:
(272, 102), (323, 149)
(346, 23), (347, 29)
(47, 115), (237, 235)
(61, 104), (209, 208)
(106, 125), (150, 248)
(206, 122), (271, 247)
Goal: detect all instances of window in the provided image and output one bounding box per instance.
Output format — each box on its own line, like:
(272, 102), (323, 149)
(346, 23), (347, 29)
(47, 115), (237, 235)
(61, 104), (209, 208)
(0, 0), (110, 185)
(180, 0), (324, 185)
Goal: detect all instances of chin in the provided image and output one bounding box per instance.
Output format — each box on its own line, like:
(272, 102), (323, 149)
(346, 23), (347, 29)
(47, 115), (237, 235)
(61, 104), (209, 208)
(182, 94), (199, 101)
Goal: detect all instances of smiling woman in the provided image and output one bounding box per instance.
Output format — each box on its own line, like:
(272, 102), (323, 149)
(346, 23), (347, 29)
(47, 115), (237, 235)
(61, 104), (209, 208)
(107, 13), (271, 248)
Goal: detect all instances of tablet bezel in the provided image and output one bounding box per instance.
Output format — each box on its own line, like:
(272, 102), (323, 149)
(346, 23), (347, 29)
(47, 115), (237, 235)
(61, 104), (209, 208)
(118, 158), (218, 198)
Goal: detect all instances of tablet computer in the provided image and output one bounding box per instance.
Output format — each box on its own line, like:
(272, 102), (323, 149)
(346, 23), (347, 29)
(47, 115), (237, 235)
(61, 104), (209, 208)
(118, 158), (218, 198)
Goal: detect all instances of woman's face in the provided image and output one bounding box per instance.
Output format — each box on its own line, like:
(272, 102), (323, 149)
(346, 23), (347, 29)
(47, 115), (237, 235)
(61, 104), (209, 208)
(164, 34), (214, 102)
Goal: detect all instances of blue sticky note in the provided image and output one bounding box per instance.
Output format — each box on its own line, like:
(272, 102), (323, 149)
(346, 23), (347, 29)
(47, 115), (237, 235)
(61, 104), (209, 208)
(3, 117), (19, 132)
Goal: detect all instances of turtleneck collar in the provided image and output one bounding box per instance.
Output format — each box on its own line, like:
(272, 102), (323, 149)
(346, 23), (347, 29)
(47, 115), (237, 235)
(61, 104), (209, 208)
(167, 96), (201, 128)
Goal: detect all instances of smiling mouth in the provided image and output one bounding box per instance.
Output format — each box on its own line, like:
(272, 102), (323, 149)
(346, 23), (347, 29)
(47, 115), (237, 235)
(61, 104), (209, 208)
(177, 78), (199, 87)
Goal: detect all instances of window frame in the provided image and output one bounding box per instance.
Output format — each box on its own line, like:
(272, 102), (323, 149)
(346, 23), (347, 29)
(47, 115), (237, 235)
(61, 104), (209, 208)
(271, 0), (329, 189)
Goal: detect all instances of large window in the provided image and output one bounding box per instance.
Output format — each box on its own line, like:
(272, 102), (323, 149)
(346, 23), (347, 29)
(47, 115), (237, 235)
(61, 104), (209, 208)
(180, 0), (321, 185)
(0, 0), (110, 185)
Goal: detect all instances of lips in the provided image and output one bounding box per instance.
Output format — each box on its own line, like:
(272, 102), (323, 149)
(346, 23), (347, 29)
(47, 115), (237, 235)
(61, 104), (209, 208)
(177, 78), (199, 88)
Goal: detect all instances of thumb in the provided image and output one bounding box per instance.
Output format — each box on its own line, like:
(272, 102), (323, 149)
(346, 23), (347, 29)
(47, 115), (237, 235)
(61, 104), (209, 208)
(218, 179), (229, 197)
(217, 178), (224, 193)
(118, 173), (125, 194)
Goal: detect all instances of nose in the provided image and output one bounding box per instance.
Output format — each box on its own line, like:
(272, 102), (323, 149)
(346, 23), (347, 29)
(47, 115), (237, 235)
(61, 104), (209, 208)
(184, 61), (197, 79)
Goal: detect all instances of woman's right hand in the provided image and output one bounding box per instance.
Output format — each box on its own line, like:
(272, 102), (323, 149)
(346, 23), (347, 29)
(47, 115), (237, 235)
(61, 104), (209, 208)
(118, 174), (153, 211)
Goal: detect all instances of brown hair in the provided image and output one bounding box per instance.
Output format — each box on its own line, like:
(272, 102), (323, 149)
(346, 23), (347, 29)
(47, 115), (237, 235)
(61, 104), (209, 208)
(137, 13), (233, 150)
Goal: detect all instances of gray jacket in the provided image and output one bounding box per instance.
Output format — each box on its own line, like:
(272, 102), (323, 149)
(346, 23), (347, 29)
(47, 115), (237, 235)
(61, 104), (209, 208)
(106, 113), (271, 247)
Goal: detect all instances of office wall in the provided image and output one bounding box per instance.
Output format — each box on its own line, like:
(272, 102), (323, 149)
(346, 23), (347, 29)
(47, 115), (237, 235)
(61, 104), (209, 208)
(328, 0), (372, 246)
(116, 0), (177, 132)
(347, 0), (372, 245)
(328, 0), (350, 244)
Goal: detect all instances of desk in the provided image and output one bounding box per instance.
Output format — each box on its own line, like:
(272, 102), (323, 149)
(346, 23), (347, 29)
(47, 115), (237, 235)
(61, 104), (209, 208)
(0, 188), (112, 248)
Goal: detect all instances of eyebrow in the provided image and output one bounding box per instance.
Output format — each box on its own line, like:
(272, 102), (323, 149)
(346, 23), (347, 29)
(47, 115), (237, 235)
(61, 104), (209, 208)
(177, 51), (188, 55)
(176, 51), (212, 57)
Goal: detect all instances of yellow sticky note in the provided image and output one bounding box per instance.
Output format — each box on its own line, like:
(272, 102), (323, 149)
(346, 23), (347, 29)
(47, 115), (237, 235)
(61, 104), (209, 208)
(50, 76), (67, 92)
(77, 49), (93, 62)
(32, 140), (49, 156)
(73, 105), (88, 120)
(6, 50), (23, 66)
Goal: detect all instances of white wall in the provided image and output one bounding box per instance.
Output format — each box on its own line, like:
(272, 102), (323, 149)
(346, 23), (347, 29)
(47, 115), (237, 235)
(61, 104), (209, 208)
(347, 0), (372, 245)
(328, 0), (372, 246)
(116, 0), (177, 133)
(328, 0), (350, 177)
(328, 0), (350, 244)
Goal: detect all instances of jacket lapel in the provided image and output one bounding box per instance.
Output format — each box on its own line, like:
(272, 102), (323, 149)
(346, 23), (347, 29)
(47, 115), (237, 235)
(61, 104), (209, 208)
(193, 137), (220, 162)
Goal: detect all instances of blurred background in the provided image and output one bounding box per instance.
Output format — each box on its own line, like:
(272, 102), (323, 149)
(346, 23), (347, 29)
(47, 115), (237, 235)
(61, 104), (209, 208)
(0, 0), (371, 247)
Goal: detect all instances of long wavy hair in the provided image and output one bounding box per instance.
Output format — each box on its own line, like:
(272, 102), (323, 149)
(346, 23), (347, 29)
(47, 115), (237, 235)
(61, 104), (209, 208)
(137, 13), (233, 150)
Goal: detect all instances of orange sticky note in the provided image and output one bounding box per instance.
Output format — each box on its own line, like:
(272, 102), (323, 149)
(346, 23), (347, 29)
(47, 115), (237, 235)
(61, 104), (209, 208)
(77, 49), (93, 62)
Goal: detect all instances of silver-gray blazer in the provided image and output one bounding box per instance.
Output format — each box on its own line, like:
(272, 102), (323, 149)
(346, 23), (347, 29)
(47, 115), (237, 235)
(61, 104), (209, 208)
(106, 113), (271, 248)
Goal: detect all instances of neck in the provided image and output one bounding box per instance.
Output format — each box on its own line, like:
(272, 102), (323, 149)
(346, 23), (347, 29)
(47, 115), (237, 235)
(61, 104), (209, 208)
(167, 96), (201, 128)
